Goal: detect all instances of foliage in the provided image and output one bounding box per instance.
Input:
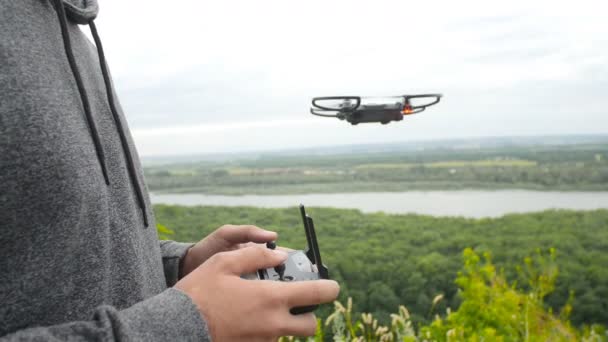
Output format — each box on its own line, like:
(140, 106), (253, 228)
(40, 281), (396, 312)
(280, 249), (606, 341)
(156, 223), (174, 240)
(154, 205), (608, 327)
(419, 248), (576, 341)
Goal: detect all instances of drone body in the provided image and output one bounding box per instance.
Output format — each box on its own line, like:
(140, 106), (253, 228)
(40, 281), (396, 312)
(310, 94), (442, 125)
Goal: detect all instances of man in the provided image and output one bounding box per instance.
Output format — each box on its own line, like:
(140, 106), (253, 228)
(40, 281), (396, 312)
(0, 0), (340, 340)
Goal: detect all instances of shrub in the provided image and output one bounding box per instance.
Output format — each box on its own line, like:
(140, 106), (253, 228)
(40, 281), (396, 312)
(281, 249), (607, 341)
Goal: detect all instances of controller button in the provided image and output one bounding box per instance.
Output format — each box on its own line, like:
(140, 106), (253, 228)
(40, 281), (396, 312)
(275, 263), (286, 277)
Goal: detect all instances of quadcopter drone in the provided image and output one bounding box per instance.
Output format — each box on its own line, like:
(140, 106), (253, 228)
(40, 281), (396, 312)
(310, 94), (442, 125)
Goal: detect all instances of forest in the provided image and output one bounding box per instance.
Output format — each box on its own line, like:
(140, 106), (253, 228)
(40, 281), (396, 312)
(145, 141), (608, 195)
(154, 205), (608, 330)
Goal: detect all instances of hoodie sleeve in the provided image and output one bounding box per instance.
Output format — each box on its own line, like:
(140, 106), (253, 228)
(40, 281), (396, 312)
(159, 240), (194, 286)
(0, 288), (210, 342)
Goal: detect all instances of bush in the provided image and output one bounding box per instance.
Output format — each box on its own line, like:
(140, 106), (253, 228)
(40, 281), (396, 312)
(281, 249), (607, 341)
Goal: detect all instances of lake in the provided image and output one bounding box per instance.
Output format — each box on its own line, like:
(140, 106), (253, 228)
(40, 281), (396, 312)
(150, 190), (608, 218)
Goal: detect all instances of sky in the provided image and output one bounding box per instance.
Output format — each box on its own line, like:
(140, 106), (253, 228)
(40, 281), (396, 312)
(88, 0), (608, 156)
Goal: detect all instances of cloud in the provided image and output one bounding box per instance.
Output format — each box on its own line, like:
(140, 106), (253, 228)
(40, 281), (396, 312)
(89, 0), (608, 155)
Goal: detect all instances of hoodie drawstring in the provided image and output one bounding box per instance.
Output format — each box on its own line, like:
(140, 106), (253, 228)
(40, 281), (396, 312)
(88, 21), (149, 227)
(52, 0), (110, 186)
(52, 0), (149, 227)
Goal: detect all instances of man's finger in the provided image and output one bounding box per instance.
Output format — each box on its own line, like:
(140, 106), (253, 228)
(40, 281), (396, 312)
(220, 225), (278, 244)
(279, 280), (340, 308)
(222, 245), (288, 275)
(279, 313), (317, 337)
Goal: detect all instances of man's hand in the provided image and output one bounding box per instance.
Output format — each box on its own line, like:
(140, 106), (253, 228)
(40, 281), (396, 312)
(175, 245), (340, 341)
(181, 225), (277, 277)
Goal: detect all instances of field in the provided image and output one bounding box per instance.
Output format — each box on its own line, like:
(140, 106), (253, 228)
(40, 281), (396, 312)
(144, 138), (608, 195)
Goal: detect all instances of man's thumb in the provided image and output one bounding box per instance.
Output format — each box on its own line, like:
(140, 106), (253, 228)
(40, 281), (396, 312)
(223, 245), (288, 275)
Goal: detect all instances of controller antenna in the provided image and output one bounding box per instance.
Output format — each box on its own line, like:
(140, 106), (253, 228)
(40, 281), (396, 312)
(300, 204), (329, 279)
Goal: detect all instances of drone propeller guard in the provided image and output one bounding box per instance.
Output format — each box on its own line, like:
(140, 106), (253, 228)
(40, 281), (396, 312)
(310, 96), (361, 118)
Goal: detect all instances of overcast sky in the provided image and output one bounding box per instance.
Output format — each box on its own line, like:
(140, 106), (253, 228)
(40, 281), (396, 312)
(89, 0), (608, 156)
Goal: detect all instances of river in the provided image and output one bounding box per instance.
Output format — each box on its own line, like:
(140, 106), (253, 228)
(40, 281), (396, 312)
(150, 190), (608, 218)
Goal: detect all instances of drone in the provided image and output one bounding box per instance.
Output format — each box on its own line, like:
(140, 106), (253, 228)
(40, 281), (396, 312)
(310, 94), (442, 125)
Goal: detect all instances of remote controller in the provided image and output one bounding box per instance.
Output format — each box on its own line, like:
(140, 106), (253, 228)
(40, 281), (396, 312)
(242, 204), (329, 314)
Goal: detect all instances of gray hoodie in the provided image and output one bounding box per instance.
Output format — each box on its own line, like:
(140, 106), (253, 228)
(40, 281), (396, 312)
(0, 0), (210, 340)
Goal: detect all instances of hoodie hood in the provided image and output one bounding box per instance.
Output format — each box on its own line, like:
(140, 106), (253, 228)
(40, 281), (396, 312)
(62, 0), (99, 24)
